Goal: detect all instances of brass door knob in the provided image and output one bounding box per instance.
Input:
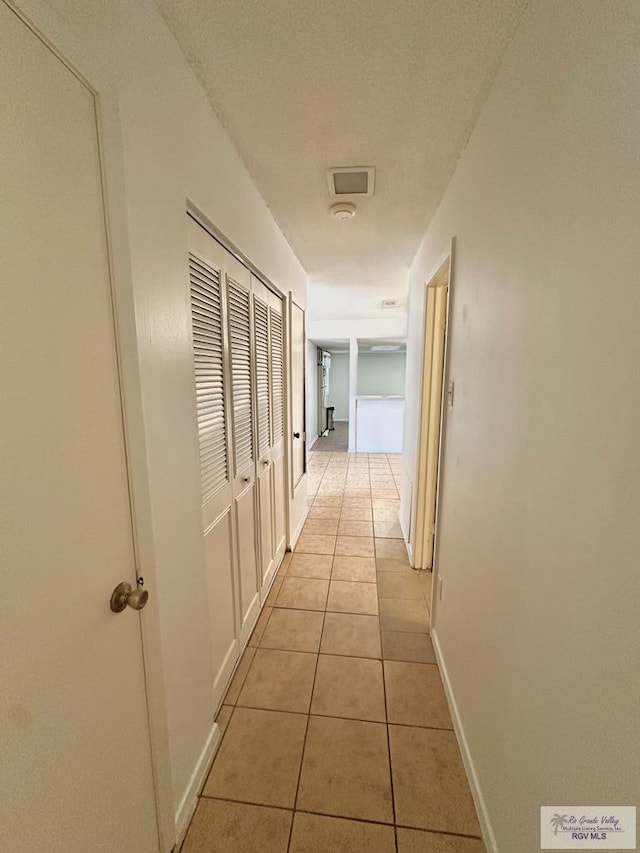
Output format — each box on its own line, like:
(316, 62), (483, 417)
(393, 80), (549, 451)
(110, 581), (149, 613)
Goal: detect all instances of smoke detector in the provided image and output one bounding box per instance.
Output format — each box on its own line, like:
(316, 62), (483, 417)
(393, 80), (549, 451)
(331, 202), (356, 220)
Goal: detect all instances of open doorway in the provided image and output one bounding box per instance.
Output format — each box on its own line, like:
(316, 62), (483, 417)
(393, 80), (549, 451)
(310, 339), (349, 451)
(355, 339), (406, 453)
(412, 256), (451, 571)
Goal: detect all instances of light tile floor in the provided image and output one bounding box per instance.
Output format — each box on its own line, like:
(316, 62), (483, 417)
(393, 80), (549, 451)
(181, 450), (485, 853)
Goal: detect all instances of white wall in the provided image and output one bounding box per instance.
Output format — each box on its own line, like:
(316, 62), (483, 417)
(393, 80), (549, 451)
(326, 352), (350, 421)
(308, 316), (407, 341)
(357, 352), (406, 396)
(402, 2), (640, 850)
(15, 0), (307, 842)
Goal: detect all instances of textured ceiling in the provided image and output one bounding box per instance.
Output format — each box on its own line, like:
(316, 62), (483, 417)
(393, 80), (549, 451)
(158, 0), (527, 308)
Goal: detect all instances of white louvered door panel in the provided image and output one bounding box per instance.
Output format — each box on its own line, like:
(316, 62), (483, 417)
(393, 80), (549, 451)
(269, 292), (287, 561)
(190, 253), (228, 503)
(228, 278), (254, 475)
(270, 304), (285, 444)
(252, 276), (275, 589)
(227, 259), (260, 637)
(188, 217), (239, 711)
(254, 295), (271, 460)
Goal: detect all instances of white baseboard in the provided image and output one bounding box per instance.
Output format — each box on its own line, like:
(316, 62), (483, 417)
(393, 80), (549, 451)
(174, 721), (221, 847)
(308, 434), (318, 450)
(289, 504), (308, 550)
(431, 628), (498, 853)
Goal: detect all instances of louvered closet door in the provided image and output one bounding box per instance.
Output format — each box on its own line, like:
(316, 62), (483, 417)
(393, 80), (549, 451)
(227, 258), (260, 636)
(188, 217), (239, 708)
(269, 291), (287, 560)
(252, 276), (275, 590)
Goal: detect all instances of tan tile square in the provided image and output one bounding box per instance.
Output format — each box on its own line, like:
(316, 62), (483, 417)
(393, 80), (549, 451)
(374, 520), (404, 539)
(277, 552), (292, 576)
(379, 598), (430, 633)
(381, 631), (436, 664)
(296, 534), (336, 555)
(276, 577), (329, 610)
(249, 606), (273, 646)
(328, 580), (379, 615)
(303, 518), (339, 536)
(297, 716), (393, 822)
(312, 655), (386, 722)
(182, 799), (291, 853)
(332, 555), (377, 583)
(308, 505), (341, 520)
(384, 661), (452, 728)
(288, 553), (333, 580)
(335, 536), (375, 557)
(215, 705), (233, 739)
(372, 499), (400, 510)
(260, 607), (324, 653)
(321, 612), (381, 659)
(371, 489), (398, 498)
(203, 707), (307, 807)
(369, 478), (396, 488)
(342, 498), (372, 509)
(377, 571), (423, 600)
(290, 813), (395, 853)
(224, 646), (257, 704)
(314, 495), (343, 507)
(375, 538), (407, 559)
(265, 576), (283, 605)
(338, 519), (374, 537)
(344, 488), (371, 497)
(238, 648), (317, 713)
(397, 828), (485, 852)
(389, 726), (481, 835)
(419, 571), (433, 605)
(376, 557), (413, 573)
(373, 507), (400, 522)
(340, 505), (373, 520)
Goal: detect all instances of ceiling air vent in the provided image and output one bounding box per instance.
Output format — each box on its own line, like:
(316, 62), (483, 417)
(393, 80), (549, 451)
(327, 166), (375, 197)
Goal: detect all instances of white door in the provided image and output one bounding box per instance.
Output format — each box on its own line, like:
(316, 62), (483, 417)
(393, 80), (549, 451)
(188, 217), (239, 708)
(269, 292), (287, 564)
(226, 259), (260, 639)
(290, 300), (306, 489)
(252, 276), (276, 589)
(0, 5), (159, 852)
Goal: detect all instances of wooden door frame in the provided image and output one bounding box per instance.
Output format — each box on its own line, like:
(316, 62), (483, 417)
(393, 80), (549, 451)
(413, 242), (454, 627)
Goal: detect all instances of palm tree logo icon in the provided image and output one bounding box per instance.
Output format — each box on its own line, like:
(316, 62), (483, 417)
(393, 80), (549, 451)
(550, 814), (568, 835)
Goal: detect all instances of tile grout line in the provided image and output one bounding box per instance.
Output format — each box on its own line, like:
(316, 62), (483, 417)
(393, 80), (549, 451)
(379, 583), (400, 853)
(285, 549), (328, 853)
(196, 796), (485, 842)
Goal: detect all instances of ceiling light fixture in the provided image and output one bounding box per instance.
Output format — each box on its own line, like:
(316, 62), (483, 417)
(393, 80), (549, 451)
(331, 202), (356, 220)
(371, 345), (402, 352)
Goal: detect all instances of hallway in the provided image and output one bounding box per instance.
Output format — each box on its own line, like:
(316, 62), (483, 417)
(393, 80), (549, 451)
(311, 420), (349, 453)
(181, 449), (484, 852)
